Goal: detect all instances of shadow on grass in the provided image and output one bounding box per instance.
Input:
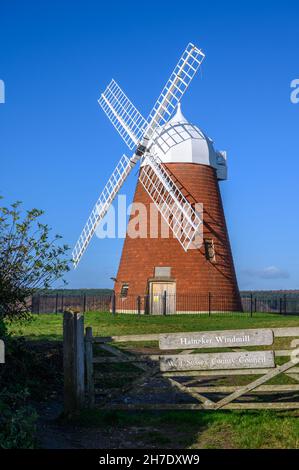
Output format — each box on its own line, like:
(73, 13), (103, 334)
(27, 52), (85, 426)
(64, 408), (299, 449)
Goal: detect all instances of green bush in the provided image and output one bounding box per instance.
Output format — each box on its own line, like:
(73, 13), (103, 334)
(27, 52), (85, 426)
(0, 316), (6, 338)
(0, 388), (37, 449)
(0, 334), (63, 448)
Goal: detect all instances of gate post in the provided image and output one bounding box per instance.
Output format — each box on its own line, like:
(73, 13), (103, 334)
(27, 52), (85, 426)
(85, 327), (95, 408)
(75, 312), (85, 408)
(63, 311), (85, 415)
(137, 296), (141, 315)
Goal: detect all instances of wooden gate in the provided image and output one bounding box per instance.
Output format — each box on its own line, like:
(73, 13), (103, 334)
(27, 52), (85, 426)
(84, 326), (299, 410)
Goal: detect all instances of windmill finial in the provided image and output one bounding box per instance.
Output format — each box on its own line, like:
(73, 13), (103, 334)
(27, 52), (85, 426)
(175, 102), (185, 121)
(169, 102), (188, 124)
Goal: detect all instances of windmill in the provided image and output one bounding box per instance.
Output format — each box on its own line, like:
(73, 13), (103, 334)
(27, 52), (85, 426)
(73, 43), (241, 313)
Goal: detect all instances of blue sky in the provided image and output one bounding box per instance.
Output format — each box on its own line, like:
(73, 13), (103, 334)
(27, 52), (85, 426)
(1, 0), (298, 290)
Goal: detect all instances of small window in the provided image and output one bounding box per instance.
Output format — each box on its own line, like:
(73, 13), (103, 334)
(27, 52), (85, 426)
(204, 239), (216, 262)
(120, 283), (129, 298)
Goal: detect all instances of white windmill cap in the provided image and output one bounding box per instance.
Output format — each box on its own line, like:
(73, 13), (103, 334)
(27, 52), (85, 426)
(148, 104), (227, 180)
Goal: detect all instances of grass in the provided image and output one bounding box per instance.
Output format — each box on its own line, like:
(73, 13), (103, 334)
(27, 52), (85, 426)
(69, 409), (299, 448)
(7, 311), (299, 341)
(7, 311), (299, 449)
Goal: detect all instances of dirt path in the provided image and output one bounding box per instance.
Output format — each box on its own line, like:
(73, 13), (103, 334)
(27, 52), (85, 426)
(36, 400), (195, 449)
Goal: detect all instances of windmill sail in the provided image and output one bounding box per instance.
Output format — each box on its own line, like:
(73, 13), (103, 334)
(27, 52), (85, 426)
(144, 43), (205, 142)
(72, 154), (135, 267)
(98, 79), (147, 150)
(73, 42), (205, 267)
(139, 153), (202, 251)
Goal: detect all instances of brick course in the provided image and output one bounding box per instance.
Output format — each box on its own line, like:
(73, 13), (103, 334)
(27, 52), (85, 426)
(115, 163), (242, 311)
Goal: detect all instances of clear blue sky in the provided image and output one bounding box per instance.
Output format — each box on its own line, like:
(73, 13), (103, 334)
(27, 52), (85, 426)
(1, 0), (298, 290)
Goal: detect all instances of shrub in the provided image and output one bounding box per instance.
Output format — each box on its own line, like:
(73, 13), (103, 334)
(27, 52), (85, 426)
(0, 388), (37, 449)
(0, 198), (70, 322)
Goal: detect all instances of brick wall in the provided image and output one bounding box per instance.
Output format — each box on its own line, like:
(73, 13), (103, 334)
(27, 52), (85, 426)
(115, 163), (242, 311)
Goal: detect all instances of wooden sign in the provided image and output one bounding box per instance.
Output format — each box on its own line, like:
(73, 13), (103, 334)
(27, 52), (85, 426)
(159, 328), (274, 350)
(160, 351), (275, 372)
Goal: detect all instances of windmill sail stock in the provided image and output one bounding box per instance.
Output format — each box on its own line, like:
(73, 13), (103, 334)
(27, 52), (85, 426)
(139, 153), (203, 251)
(72, 154), (135, 267)
(73, 43), (205, 267)
(144, 43), (205, 141)
(98, 79), (148, 150)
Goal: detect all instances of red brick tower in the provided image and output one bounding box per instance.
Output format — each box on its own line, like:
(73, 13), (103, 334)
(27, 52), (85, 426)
(114, 105), (241, 312)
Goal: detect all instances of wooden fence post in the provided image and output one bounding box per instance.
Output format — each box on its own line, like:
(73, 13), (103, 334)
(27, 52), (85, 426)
(63, 311), (85, 415)
(75, 312), (85, 408)
(55, 293), (59, 314)
(63, 312), (75, 415)
(85, 327), (95, 407)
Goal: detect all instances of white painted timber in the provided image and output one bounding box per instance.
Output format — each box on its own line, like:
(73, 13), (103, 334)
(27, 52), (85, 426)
(73, 43), (206, 265)
(72, 154), (134, 267)
(159, 329), (274, 350)
(145, 43), (205, 141)
(159, 351), (275, 372)
(98, 79), (147, 150)
(92, 327), (299, 344)
(139, 153), (203, 251)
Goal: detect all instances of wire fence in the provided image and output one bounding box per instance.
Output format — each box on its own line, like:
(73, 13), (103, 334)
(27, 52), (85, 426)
(31, 292), (299, 316)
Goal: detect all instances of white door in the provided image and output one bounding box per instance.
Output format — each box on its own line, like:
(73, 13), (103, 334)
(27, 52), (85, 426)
(150, 282), (176, 314)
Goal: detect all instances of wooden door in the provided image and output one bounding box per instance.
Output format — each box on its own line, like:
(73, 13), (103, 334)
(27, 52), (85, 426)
(150, 282), (176, 315)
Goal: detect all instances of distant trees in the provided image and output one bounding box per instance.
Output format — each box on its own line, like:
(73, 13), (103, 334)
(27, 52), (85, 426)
(0, 198), (70, 322)
(41, 288), (113, 296)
